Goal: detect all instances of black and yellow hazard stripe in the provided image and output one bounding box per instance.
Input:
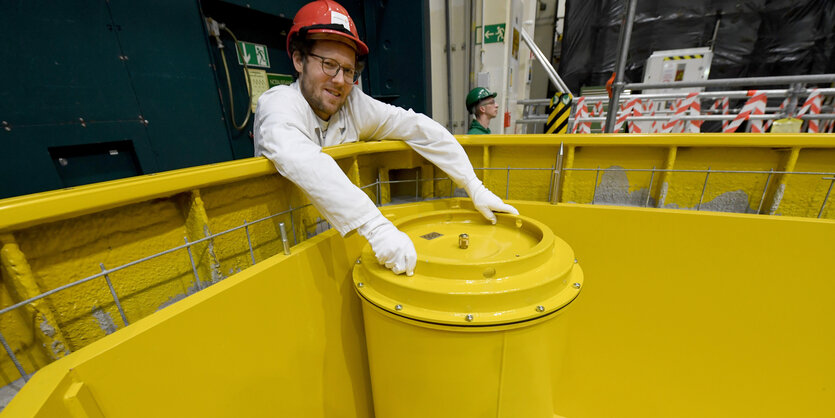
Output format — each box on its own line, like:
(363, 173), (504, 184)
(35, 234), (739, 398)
(545, 93), (572, 134)
(663, 54), (704, 61)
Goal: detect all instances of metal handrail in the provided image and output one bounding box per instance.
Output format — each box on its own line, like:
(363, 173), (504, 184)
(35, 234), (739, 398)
(519, 27), (572, 96)
(628, 74), (835, 90)
(518, 113), (835, 125)
(518, 88), (835, 106)
(518, 85), (835, 131)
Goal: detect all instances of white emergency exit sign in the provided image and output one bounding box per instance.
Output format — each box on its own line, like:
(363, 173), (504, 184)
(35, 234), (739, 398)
(235, 41), (270, 68)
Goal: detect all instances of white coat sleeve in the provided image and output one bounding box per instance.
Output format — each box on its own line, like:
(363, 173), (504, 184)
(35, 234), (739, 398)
(350, 91), (478, 188)
(254, 89), (380, 236)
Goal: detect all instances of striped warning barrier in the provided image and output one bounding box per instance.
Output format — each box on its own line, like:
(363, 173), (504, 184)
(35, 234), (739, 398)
(710, 98), (730, 131)
(614, 98), (642, 132)
(723, 90), (766, 133)
(661, 92), (701, 133)
(629, 100), (647, 133)
(660, 99), (682, 133)
(593, 101), (605, 131)
(684, 93), (703, 133)
(571, 97), (591, 134)
(796, 89), (822, 133)
(545, 93), (572, 134)
(645, 100), (659, 133)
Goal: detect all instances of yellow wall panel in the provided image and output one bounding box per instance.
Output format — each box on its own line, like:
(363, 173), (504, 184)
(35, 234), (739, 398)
(13, 199), (194, 353)
(201, 175), (295, 275)
(664, 147), (783, 212)
(5, 200), (833, 418)
(487, 145), (559, 201)
(778, 148), (835, 219)
(566, 146), (669, 205)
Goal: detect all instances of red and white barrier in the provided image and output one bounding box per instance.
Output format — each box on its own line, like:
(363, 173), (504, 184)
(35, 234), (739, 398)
(660, 92), (701, 133)
(660, 99), (681, 133)
(723, 90), (766, 133)
(593, 101), (605, 131)
(645, 100), (659, 133)
(796, 89), (822, 133)
(710, 98), (730, 131)
(561, 89), (830, 135)
(614, 98), (642, 133)
(684, 93), (703, 133)
(571, 96), (591, 134)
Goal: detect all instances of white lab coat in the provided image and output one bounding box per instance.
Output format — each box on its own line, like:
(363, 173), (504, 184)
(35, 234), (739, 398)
(254, 81), (477, 236)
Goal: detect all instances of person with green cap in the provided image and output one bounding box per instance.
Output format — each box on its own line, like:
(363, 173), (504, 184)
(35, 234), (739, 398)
(466, 87), (499, 134)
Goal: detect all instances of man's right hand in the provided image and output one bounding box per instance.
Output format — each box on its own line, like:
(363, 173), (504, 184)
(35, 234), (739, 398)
(358, 213), (417, 276)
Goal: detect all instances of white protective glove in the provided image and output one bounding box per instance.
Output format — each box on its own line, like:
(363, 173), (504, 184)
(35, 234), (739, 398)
(357, 213), (417, 276)
(464, 178), (520, 224)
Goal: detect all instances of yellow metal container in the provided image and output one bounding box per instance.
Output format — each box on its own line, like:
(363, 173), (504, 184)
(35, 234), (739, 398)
(353, 210), (583, 417)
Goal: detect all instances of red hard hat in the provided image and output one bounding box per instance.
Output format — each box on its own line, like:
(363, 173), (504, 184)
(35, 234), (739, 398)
(286, 0), (369, 58)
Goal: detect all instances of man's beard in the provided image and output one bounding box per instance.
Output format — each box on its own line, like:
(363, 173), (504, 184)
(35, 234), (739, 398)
(299, 73), (348, 120)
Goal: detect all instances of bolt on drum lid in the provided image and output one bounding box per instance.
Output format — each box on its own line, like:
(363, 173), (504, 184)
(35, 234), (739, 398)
(353, 210), (583, 327)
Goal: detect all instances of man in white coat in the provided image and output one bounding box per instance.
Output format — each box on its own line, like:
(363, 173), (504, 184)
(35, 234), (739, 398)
(254, 0), (517, 276)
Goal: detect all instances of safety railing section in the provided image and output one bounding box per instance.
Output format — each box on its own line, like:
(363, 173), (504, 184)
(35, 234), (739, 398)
(2, 159), (834, 385)
(0, 176), (451, 384)
(519, 74), (835, 134)
(0, 202), (310, 382)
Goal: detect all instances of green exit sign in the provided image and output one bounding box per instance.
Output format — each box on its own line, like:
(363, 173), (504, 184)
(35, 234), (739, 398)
(484, 23), (506, 44)
(235, 41), (270, 68)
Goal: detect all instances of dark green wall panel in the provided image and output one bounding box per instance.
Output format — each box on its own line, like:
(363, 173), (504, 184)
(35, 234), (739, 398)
(107, 0), (233, 171)
(0, 2), (142, 126)
(0, 0), (233, 198)
(0, 0), (432, 199)
(362, 0), (431, 115)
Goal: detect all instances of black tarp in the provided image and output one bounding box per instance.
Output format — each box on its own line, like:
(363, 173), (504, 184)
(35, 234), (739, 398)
(559, 0), (835, 93)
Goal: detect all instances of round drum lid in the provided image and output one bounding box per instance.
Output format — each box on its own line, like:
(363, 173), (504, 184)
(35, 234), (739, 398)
(353, 210), (583, 327)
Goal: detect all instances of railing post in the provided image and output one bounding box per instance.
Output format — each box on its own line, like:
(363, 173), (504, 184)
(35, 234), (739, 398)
(818, 177), (835, 218)
(697, 167), (711, 211)
(279, 222), (291, 255)
(0, 331), (29, 382)
(645, 166), (656, 207)
(757, 169), (774, 214)
(551, 142), (564, 204)
(100, 264), (129, 327)
(184, 237), (202, 291)
(244, 220), (256, 265)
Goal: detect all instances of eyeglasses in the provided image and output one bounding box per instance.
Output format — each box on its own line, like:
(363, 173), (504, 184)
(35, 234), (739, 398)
(308, 53), (359, 83)
(482, 100), (497, 106)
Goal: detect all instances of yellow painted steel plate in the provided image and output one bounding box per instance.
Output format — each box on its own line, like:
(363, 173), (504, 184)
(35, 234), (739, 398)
(353, 210), (583, 326)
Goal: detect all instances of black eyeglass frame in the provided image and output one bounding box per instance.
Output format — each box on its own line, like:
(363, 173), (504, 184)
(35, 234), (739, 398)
(307, 52), (360, 83)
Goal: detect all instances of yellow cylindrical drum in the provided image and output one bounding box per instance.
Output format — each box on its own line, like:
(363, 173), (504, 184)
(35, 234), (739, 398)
(353, 210), (583, 418)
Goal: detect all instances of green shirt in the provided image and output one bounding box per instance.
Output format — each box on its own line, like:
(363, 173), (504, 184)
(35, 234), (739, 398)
(467, 119), (490, 135)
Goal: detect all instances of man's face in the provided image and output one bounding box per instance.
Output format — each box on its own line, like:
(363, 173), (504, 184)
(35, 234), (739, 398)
(480, 98), (499, 119)
(294, 40), (356, 121)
